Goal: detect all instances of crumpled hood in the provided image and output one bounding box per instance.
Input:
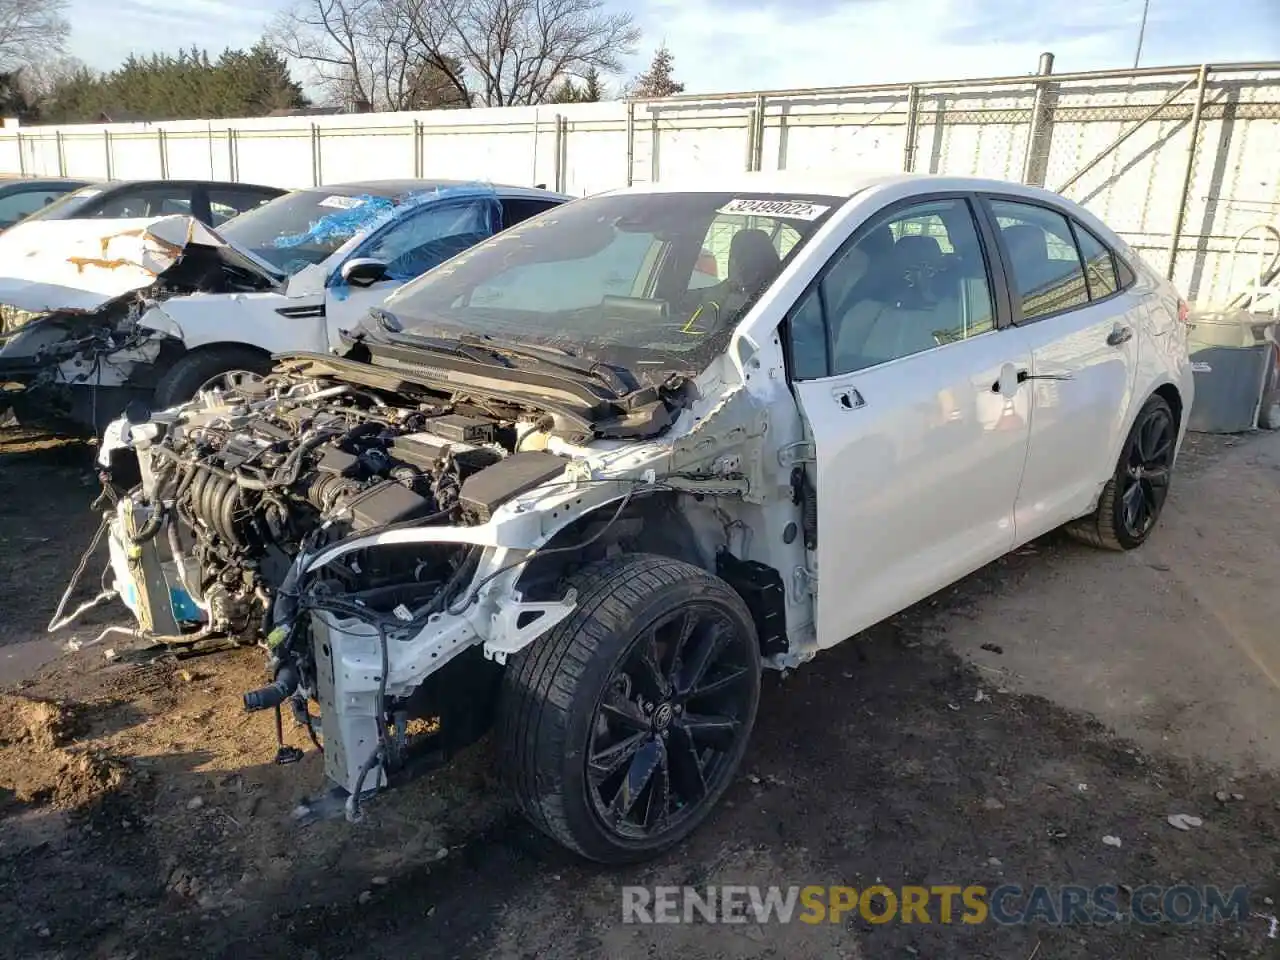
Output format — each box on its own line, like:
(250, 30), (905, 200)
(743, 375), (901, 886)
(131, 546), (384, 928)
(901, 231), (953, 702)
(0, 214), (281, 314)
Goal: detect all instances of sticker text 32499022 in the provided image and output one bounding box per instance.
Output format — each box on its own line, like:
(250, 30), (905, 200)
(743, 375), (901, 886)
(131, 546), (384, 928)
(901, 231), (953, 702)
(716, 198), (831, 220)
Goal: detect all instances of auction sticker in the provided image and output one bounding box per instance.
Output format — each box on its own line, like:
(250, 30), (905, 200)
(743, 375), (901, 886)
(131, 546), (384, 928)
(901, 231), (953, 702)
(718, 198), (830, 220)
(317, 195), (365, 210)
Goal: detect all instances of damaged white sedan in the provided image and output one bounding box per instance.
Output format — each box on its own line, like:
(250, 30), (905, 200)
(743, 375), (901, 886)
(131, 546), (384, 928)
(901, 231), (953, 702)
(0, 180), (567, 433)
(84, 172), (1193, 862)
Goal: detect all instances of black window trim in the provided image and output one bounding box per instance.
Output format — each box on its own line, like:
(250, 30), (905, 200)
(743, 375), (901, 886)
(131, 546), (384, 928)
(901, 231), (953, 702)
(975, 192), (1136, 328)
(199, 184), (281, 223)
(782, 190), (1012, 383)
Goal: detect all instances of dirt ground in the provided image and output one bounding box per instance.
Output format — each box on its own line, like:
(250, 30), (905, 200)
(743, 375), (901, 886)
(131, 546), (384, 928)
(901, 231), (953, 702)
(1, 426), (1279, 960)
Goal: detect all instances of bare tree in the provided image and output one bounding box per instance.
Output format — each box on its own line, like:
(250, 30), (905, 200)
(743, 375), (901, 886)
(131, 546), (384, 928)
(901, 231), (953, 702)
(272, 0), (403, 110)
(0, 0), (70, 69)
(275, 0), (639, 110)
(17, 52), (82, 100)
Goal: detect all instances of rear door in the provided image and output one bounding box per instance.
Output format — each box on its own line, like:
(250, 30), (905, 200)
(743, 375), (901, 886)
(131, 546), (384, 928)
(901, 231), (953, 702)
(788, 194), (1035, 648)
(979, 196), (1141, 541)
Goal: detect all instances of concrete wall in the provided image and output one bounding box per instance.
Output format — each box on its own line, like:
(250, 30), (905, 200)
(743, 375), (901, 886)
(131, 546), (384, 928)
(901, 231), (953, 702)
(2, 62), (1278, 305)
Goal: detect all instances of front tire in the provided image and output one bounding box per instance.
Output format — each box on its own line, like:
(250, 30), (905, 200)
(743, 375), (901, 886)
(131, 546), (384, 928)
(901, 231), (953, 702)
(498, 554), (761, 863)
(152, 346), (274, 409)
(1067, 394), (1176, 551)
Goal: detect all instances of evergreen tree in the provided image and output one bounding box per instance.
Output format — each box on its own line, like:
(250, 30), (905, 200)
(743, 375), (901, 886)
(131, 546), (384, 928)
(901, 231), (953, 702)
(629, 44), (684, 99)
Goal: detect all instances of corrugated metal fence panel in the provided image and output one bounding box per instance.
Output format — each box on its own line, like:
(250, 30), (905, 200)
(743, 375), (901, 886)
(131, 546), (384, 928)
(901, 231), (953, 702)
(0, 65), (1276, 302)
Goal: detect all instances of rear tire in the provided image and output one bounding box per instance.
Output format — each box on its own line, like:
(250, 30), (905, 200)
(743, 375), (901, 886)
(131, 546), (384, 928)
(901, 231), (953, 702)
(152, 346), (273, 409)
(1066, 394), (1175, 551)
(497, 553), (761, 863)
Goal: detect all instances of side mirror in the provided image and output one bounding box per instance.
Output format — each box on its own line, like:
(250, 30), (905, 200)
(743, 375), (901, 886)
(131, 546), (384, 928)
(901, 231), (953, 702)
(340, 257), (389, 288)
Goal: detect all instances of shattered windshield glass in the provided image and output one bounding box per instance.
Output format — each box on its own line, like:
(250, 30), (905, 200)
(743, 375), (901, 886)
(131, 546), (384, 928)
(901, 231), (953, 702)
(216, 190), (405, 274)
(381, 191), (843, 382)
(219, 186), (502, 277)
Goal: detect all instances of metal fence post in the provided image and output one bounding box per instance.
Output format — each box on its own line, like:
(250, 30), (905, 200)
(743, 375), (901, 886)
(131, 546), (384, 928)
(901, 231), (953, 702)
(15, 131), (23, 175)
(226, 128), (236, 181)
(157, 129), (169, 178)
(1166, 64), (1209, 281)
(1021, 52), (1055, 184)
(413, 119), (423, 178)
(551, 113), (564, 192)
(649, 108), (660, 182)
(753, 94), (767, 171)
(55, 130), (65, 176)
(624, 101), (635, 186)
(103, 130), (113, 179)
(310, 123), (320, 186)
(902, 85), (919, 172)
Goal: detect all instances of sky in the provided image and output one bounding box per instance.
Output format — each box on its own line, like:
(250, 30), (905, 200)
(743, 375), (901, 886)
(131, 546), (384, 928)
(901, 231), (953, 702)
(66, 0), (1280, 96)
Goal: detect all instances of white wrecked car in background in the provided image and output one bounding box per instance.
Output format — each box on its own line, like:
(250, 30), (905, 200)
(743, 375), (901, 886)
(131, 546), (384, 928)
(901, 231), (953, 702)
(0, 180), (568, 433)
(81, 172), (1193, 863)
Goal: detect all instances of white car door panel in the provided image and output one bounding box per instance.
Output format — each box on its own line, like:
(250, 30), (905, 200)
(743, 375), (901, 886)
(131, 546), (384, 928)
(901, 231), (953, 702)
(786, 195), (1034, 649)
(796, 334), (1033, 647)
(1011, 302), (1140, 540)
(983, 198), (1141, 541)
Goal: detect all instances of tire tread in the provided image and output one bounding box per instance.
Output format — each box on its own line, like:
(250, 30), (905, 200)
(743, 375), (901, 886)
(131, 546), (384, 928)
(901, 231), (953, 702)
(497, 553), (755, 860)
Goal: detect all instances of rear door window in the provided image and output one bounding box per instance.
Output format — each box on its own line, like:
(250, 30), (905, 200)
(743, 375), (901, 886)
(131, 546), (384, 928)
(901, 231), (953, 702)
(988, 199), (1089, 322)
(207, 188), (278, 226)
(91, 186), (195, 219)
(1072, 222), (1120, 300)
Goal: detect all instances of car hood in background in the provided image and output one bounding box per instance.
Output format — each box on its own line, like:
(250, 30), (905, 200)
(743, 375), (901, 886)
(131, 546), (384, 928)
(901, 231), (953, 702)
(0, 214), (282, 314)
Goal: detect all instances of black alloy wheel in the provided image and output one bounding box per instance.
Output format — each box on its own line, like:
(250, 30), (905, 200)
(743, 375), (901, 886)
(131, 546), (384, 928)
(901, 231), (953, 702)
(586, 603), (755, 841)
(499, 554), (762, 863)
(1120, 401), (1174, 541)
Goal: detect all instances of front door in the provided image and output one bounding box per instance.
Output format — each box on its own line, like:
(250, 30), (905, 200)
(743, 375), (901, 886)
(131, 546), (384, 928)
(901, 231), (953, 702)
(787, 196), (1034, 648)
(980, 197), (1141, 541)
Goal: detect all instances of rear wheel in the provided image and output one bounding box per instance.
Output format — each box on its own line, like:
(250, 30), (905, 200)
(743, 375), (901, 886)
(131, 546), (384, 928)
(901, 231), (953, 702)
(1066, 394), (1176, 551)
(152, 346), (273, 409)
(498, 554), (761, 863)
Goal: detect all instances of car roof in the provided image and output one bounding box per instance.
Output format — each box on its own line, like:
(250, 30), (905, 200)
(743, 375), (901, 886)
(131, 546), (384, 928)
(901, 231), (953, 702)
(606, 170), (1078, 206)
(100, 179), (285, 192)
(0, 176), (95, 188)
(296, 179), (572, 202)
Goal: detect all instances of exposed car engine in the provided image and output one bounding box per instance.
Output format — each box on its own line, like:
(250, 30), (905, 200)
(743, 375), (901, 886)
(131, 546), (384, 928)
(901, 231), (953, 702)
(118, 376), (572, 638)
(95, 368), (607, 813)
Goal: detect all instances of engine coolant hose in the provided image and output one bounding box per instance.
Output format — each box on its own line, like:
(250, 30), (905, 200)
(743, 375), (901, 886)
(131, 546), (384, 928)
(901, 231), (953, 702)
(243, 661), (300, 712)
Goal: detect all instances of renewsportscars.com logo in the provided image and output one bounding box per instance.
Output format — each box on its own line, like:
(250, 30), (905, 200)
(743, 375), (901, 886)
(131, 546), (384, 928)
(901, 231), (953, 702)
(621, 884), (1253, 926)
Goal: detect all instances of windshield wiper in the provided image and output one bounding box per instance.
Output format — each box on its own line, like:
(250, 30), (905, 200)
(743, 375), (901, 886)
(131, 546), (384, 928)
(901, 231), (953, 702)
(458, 334), (633, 396)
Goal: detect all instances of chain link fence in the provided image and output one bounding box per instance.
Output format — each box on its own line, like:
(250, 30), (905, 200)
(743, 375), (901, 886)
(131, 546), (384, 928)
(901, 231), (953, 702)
(1, 59), (1277, 303)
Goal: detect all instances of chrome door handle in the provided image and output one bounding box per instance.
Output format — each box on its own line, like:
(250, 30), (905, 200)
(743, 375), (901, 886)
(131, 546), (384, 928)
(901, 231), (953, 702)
(1107, 325), (1133, 346)
(832, 387), (865, 410)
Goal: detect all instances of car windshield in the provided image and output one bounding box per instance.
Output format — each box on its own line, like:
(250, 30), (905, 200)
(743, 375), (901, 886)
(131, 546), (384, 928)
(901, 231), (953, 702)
(382, 191), (843, 382)
(217, 189), (406, 275)
(20, 184), (102, 222)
